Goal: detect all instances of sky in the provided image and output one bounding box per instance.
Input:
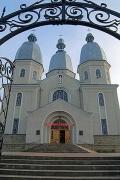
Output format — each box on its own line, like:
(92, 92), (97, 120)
(0, 0), (120, 105)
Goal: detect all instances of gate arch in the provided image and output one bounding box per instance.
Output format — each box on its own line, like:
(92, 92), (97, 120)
(0, 0), (120, 45)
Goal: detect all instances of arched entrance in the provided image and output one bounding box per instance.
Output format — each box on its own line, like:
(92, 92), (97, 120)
(43, 111), (76, 144)
(50, 119), (71, 144)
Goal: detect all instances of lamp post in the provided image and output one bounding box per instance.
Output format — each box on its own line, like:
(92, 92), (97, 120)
(0, 57), (15, 157)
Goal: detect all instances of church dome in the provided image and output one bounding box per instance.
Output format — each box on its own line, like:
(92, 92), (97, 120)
(80, 33), (107, 64)
(15, 34), (43, 64)
(49, 38), (73, 72)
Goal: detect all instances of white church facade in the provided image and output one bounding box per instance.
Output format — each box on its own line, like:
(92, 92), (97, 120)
(3, 33), (120, 148)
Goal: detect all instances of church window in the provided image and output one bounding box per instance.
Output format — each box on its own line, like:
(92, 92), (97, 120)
(98, 93), (104, 106)
(33, 71), (37, 80)
(16, 93), (22, 106)
(58, 75), (62, 84)
(12, 118), (19, 134)
(79, 130), (83, 136)
(96, 69), (101, 78)
(20, 69), (25, 77)
(107, 71), (110, 81)
(36, 130), (40, 135)
(84, 71), (88, 80)
(101, 119), (108, 135)
(53, 90), (68, 102)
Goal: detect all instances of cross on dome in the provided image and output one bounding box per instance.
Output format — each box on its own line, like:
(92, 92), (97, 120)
(28, 33), (37, 42)
(86, 33), (94, 43)
(56, 38), (66, 51)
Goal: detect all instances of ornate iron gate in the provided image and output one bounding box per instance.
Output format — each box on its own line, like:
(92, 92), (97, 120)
(0, 57), (14, 156)
(0, 0), (120, 45)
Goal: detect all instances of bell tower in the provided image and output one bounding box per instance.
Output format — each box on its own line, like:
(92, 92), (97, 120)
(13, 34), (44, 84)
(77, 33), (111, 84)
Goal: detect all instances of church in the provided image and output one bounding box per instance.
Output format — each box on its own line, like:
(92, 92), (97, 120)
(3, 33), (120, 150)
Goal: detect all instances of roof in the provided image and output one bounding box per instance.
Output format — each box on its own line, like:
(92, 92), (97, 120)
(49, 38), (73, 72)
(15, 34), (43, 64)
(80, 33), (107, 64)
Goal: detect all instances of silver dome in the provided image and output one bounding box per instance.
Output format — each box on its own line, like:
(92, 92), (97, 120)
(15, 34), (43, 64)
(49, 39), (73, 72)
(80, 33), (107, 64)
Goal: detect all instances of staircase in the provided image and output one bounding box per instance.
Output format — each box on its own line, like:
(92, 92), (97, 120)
(0, 154), (120, 179)
(24, 144), (87, 153)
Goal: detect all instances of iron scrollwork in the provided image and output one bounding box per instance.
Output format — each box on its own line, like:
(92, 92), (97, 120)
(0, 0), (120, 44)
(0, 57), (14, 123)
(0, 57), (14, 143)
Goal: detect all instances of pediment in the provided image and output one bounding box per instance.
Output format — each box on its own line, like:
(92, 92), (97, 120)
(29, 99), (92, 118)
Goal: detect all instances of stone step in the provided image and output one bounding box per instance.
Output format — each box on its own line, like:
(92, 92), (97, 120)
(0, 163), (120, 170)
(1, 155), (120, 179)
(0, 175), (120, 180)
(2, 155), (120, 160)
(24, 144), (87, 153)
(1, 159), (120, 165)
(0, 169), (120, 177)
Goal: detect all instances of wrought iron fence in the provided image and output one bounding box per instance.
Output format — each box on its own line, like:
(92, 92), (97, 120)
(0, 57), (14, 156)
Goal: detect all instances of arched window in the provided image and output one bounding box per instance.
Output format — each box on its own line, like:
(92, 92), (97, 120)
(98, 93), (104, 106)
(16, 93), (22, 106)
(107, 71), (110, 81)
(84, 71), (88, 80)
(12, 118), (19, 134)
(58, 75), (62, 84)
(33, 71), (37, 80)
(96, 69), (101, 78)
(20, 69), (25, 77)
(53, 90), (68, 102)
(101, 119), (108, 135)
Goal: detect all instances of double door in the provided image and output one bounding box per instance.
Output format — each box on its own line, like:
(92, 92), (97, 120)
(50, 129), (71, 144)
